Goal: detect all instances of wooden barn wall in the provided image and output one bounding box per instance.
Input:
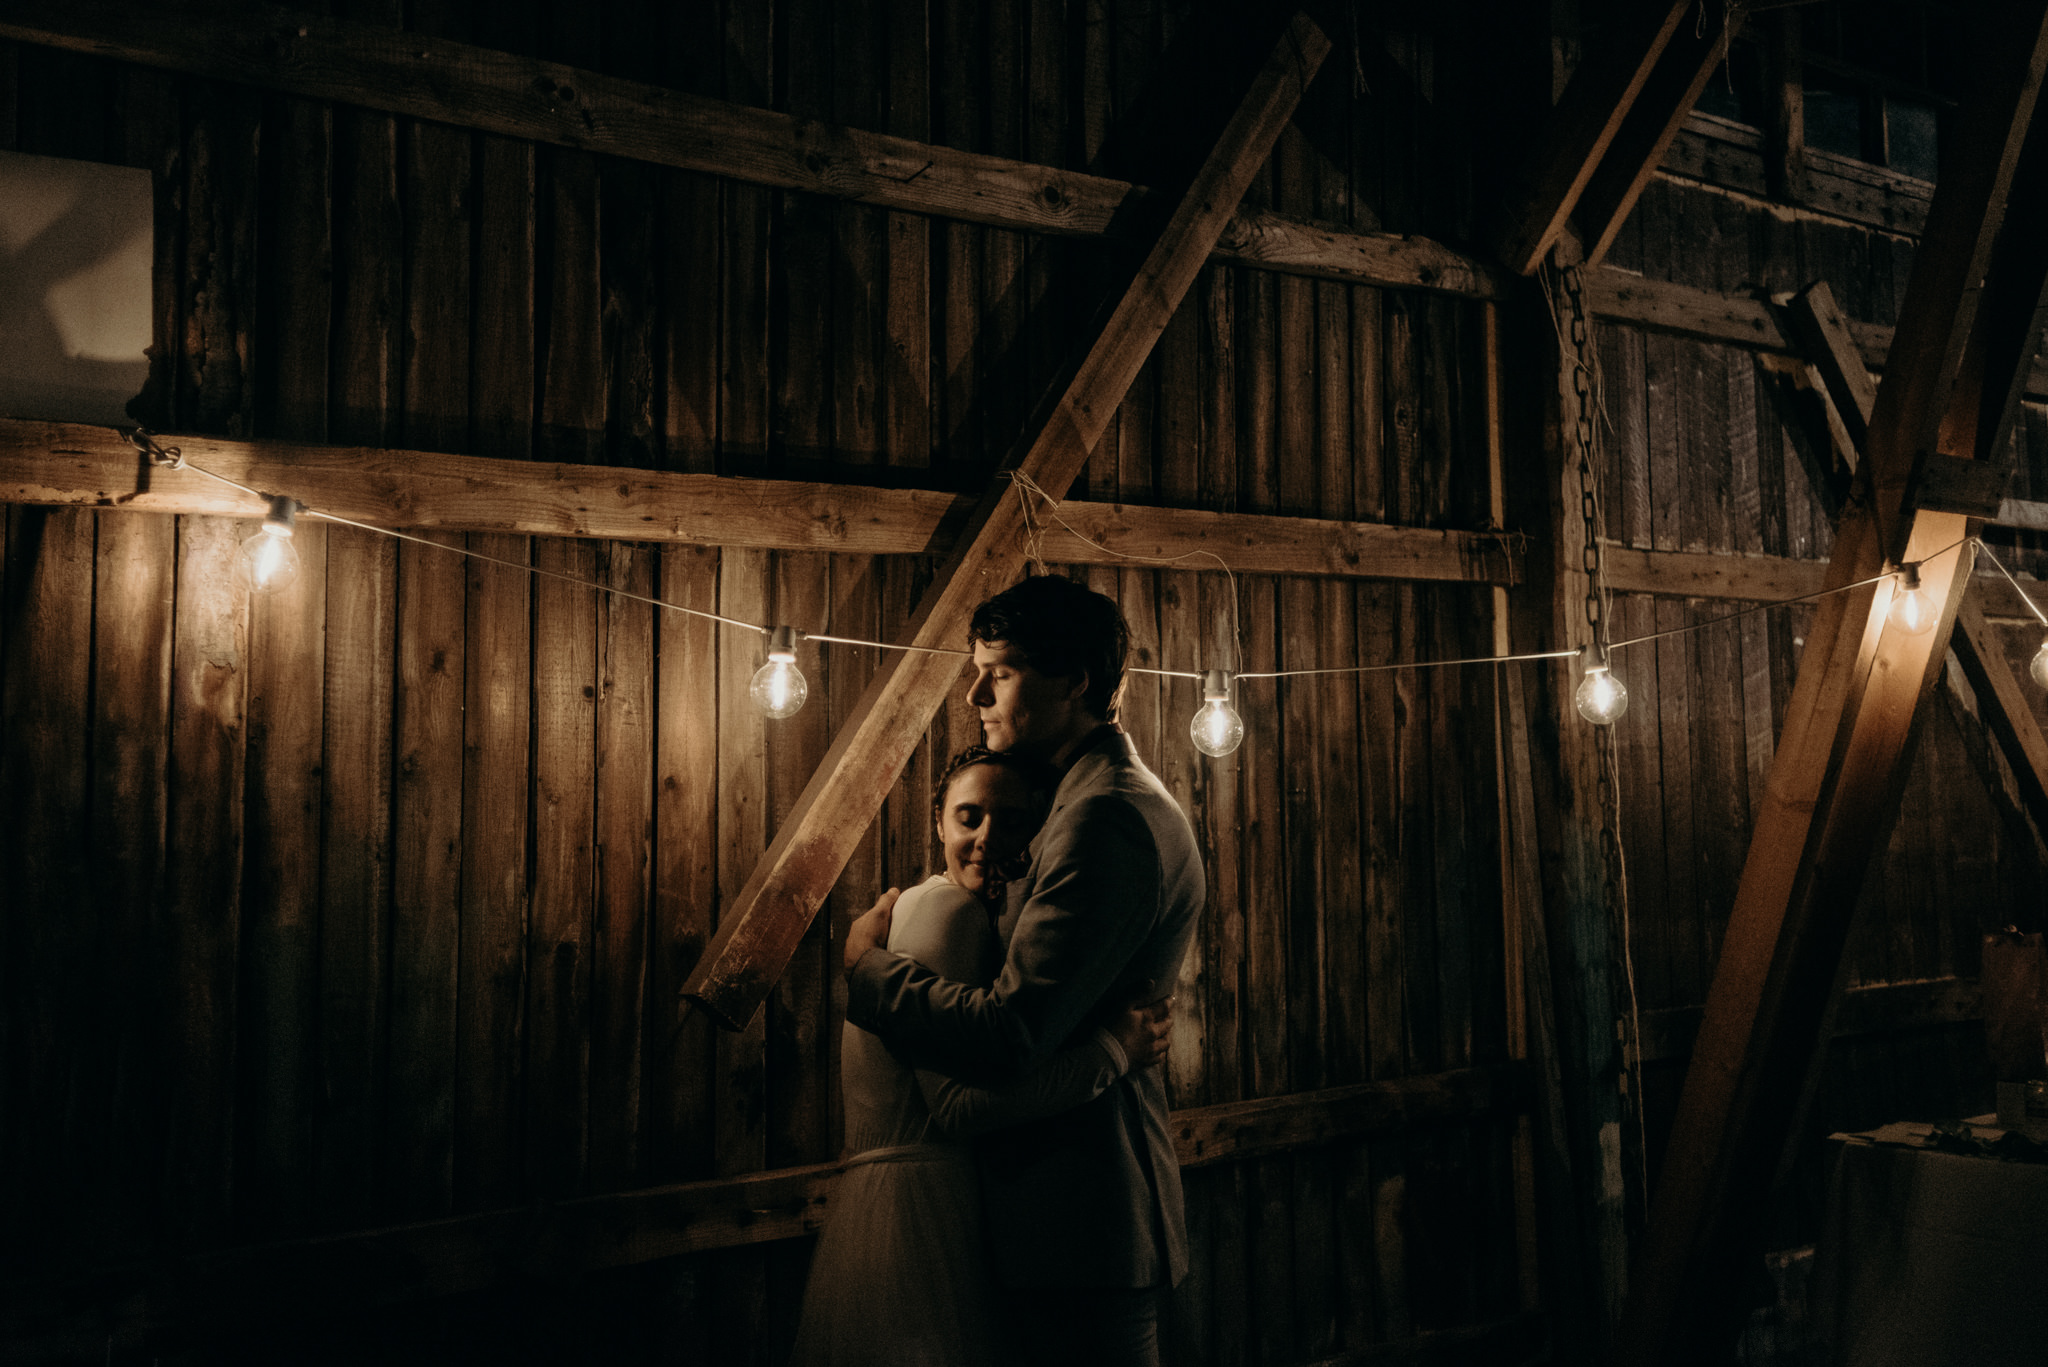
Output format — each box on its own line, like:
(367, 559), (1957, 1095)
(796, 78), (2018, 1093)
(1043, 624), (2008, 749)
(1599, 174), (2048, 1259)
(0, 5), (1540, 1364)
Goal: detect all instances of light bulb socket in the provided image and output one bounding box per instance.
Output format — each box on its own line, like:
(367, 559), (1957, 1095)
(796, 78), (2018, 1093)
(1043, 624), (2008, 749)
(765, 624), (800, 663)
(1896, 561), (1922, 592)
(1201, 668), (1232, 702)
(263, 495), (298, 536)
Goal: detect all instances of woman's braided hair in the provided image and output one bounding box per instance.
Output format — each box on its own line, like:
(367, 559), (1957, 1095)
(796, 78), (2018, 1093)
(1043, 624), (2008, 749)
(930, 745), (1057, 822)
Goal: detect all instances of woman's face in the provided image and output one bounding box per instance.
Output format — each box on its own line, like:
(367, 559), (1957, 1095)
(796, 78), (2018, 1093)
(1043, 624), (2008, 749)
(936, 762), (1040, 899)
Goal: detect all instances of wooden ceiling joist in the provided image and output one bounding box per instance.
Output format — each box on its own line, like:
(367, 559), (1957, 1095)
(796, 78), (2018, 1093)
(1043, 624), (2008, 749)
(0, 420), (1513, 587)
(1493, 1), (1695, 275)
(680, 14), (1330, 1032)
(1573, 5), (1748, 268)
(0, 1), (1509, 300)
(1615, 7), (2048, 1360)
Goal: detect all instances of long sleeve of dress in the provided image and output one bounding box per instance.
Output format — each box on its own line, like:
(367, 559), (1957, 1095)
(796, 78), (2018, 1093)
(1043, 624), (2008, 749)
(888, 879), (1128, 1139)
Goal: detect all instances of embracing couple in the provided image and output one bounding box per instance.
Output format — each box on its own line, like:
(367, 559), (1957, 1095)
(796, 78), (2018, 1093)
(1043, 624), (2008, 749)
(790, 574), (1207, 1367)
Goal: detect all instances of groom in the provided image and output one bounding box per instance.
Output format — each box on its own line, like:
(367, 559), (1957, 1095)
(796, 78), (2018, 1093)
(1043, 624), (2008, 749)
(843, 573), (1206, 1366)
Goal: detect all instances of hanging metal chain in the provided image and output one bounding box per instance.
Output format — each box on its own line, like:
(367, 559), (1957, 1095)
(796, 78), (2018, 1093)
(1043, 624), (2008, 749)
(1561, 267), (1606, 654)
(1559, 261), (1652, 1227)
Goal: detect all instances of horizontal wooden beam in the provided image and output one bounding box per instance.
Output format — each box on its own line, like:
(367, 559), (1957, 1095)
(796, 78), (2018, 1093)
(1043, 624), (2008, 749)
(1587, 269), (2048, 397)
(1171, 1064), (1529, 1169)
(1637, 975), (1983, 1065)
(1601, 543), (2040, 619)
(0, 1067), (1526, 1355)
(0, 1), (1513, 300)
(0, 420), (1519, 586)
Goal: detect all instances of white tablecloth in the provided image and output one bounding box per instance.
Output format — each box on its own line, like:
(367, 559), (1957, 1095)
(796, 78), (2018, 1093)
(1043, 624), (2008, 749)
(1813, 1122), (2048, 1367)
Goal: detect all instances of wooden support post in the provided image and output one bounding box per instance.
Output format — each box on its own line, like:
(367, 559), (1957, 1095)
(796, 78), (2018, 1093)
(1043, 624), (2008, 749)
(680, 14), (1330, 1031)
(1763, 12), (1808, 203)
(1615, 8), (2048, 1361)
(1574, 4), (1748, 267)
(1492, 1), (1694, 276)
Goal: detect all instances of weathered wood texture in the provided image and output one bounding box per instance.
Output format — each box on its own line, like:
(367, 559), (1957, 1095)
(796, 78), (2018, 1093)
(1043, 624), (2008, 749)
(0, 6), (1537, 1363)
(0, 0), (1513, 301)
(1599, 172), (2038, 1231)
(1608, 8), (2048, 1351)
(0, 420), (1521, 586)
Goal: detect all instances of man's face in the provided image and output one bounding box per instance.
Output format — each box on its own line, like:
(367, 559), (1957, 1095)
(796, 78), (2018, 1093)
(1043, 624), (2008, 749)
(967, 639), (1088, 758)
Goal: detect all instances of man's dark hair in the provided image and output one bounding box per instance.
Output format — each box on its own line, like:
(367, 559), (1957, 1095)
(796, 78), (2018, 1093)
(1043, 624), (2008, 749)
(968, 573), (1129, 721)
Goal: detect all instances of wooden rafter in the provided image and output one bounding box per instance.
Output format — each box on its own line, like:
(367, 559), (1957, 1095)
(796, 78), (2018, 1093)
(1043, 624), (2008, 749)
(679, 14), (1330, 1031)
(1573, 4), (1748, 267)
(0, 1), (1508, 300)
(1493, 1), (1695, 275)
(0, 420), (1514, 587)
(1615, 8), (2048, 1359)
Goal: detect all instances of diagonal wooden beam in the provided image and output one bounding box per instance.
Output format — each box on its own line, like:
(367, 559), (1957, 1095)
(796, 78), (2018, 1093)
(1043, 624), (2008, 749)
(1574, 4), (1748, 268)
(0, 1), (1510, 300)
(1791, 265), (2048, 861)
(1951, 596), (2048, 841)
(0, 420), (1519, 586)
(680, 15), (1330, 1031)
(1615, 8), (2048, 1360)
(1493, 1), (1695, 275)
(1781, 280), (1876, 462)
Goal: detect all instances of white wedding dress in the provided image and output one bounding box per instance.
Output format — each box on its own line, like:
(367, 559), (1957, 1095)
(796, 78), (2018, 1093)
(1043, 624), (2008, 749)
(789, 875), (1128, 1366)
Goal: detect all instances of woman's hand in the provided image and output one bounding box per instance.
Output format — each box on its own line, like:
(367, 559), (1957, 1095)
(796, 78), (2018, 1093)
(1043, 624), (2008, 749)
(843, 888), (900, 975)
(1108, 991), (1173, 1071)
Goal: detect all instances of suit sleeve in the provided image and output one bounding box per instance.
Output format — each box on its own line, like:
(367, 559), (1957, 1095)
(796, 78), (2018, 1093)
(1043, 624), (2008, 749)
(848, 793), (1160, 1083)
(885, 882), (1130, 1135)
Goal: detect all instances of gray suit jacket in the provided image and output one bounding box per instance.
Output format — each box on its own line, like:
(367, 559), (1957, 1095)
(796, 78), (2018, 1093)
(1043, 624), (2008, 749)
(846, 729), (1205, 1288)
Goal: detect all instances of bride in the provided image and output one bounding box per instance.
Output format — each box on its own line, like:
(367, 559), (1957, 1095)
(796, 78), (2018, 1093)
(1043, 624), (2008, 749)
(789, 745), (1169, 1366)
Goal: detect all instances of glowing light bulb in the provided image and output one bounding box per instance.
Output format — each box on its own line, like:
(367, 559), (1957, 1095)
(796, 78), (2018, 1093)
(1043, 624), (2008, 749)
(2031, 638), (2048, 690)
(1190, 669), (1244, 757)
(1886, 562), (1936, 635)
(749, 626), (808, 719)
(1576, 659), (1628, 725)
(240, 496), (302, 594)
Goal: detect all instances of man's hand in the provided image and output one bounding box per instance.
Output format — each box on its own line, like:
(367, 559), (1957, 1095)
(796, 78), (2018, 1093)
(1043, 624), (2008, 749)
(843, 887), (901, 975)
(1106, 982), (1174, 1071)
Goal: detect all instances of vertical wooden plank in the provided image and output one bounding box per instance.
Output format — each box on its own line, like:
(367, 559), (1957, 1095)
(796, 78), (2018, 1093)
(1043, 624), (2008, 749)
(714, 547), (771, 1364)
(526, 535), (596, 1201)
(455, 133), (534, 1213)
(884, 0), (932, 474)
(591, 543), (654, 1190)
(766, 552), (831, 1173)
(824, 553), (885, 1159)
(318, 94), (400, 1227)
(653, 544), (720, 1182)
(242, 72), (329, 1234)
(386, 115), (472, 1221)
(0, 507), (95, 1268)
(88, 508), (179, 1261)
(164, 517), (250, 1246)
(601, 161), (660, 471)
(238, 498), (327, 1243)
(176, 83), (261, 439)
